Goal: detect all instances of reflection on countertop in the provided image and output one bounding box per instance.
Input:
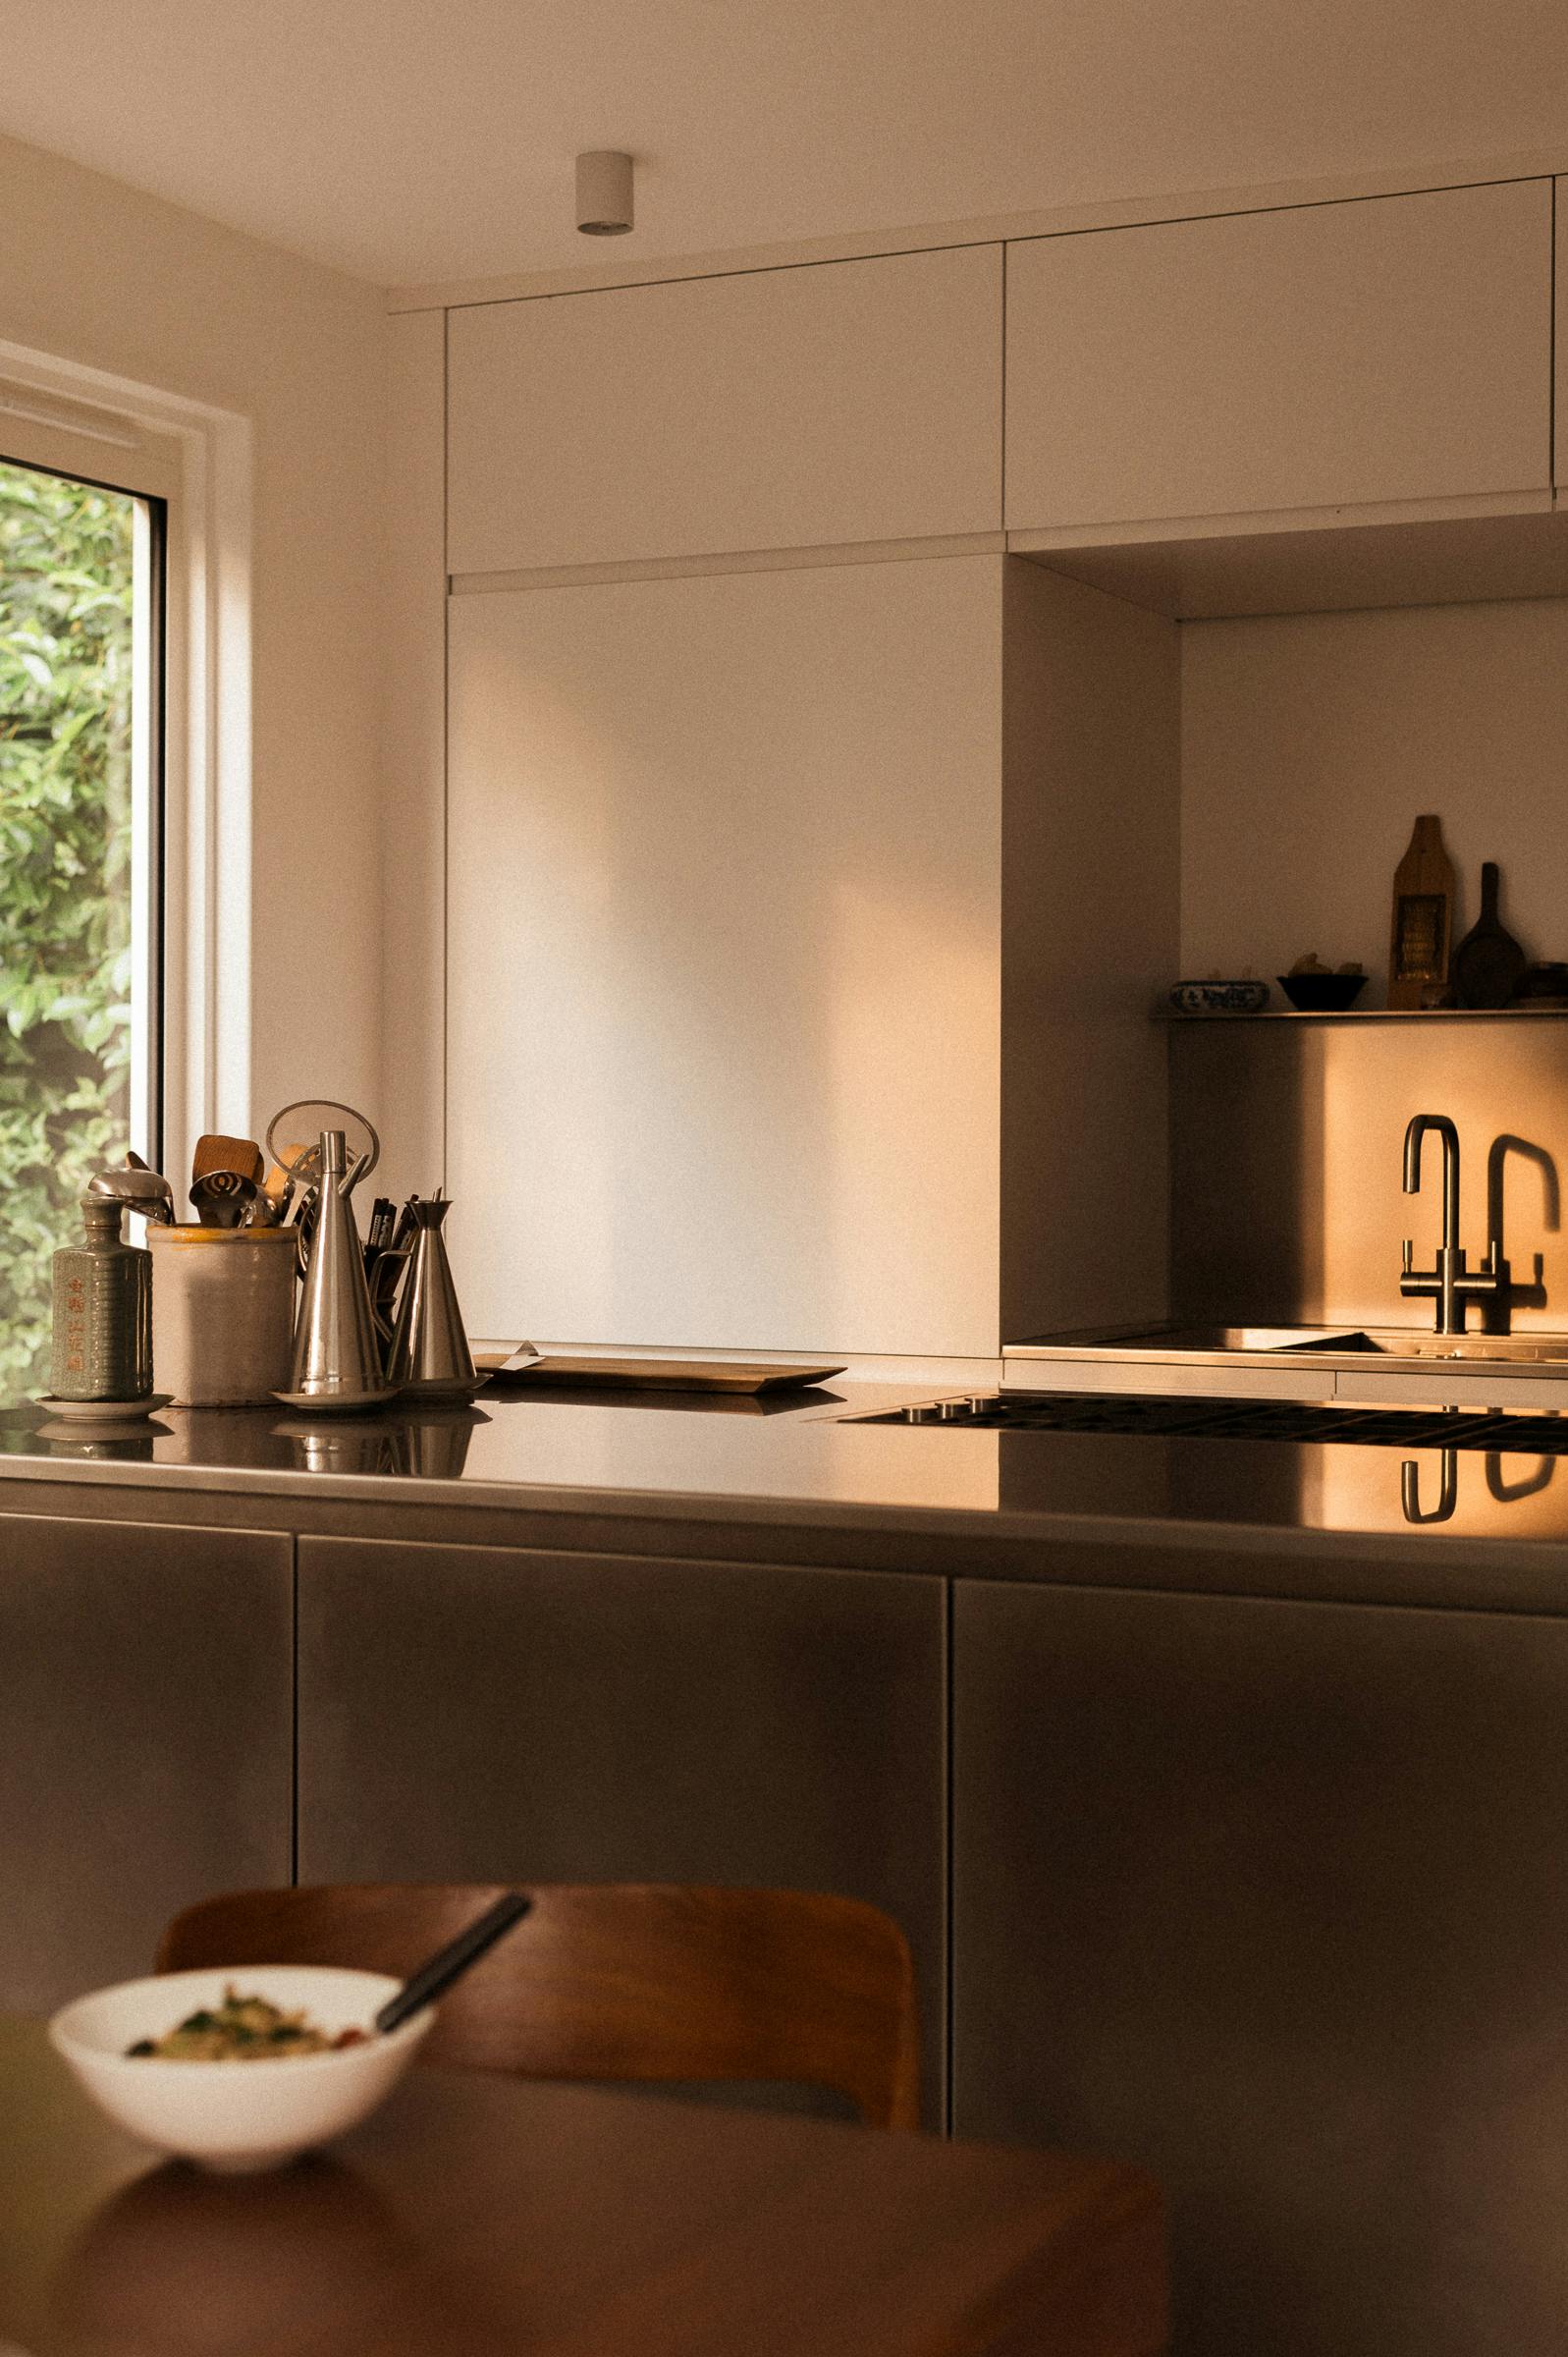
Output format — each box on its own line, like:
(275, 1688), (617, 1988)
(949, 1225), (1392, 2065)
(3, 1373), (1568, 1551)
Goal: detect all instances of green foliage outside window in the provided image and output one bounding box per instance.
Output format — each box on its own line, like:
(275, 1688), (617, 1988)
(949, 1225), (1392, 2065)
(0, 458), (136, 1393)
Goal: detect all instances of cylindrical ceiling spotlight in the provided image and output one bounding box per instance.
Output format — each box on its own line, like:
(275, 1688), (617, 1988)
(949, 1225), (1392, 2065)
(576, 151), (634, 237)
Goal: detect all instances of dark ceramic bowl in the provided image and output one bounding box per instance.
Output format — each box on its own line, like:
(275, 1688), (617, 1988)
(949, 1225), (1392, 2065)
(1276, 972), (1367, 1013)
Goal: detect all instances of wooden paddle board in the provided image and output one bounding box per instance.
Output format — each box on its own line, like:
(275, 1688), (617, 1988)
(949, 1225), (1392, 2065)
(1451, 861), (1527, 1008)
(476, 1353), (846, 1395)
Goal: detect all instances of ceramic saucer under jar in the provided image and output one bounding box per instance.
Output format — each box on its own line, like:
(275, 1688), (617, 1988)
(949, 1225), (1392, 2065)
(31, 1394), (173, 1422)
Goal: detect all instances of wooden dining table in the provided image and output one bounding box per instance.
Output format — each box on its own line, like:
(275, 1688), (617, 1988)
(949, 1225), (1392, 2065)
(0, 2012), (1164, 2356)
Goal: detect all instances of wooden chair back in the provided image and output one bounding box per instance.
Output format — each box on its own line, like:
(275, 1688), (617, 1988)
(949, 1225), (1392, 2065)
(157, 1882), (921, 2130)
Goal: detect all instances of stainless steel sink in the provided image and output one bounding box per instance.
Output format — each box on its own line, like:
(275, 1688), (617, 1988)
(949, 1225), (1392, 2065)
(1136, 1326), (1371, 1353)
(1315, 1330), (1568, 1364)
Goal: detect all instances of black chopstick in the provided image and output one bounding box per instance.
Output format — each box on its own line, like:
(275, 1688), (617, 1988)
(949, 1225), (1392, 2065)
(373, 1891), (534, 2035)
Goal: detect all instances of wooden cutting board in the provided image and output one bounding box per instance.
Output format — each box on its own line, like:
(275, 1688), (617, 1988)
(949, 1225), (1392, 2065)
(475, 1353), (846, 1395)
(1387, 813), (1455, 1008)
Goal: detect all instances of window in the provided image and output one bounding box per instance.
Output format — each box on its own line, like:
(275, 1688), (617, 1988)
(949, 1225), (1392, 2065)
(0, 450), (162, 1388)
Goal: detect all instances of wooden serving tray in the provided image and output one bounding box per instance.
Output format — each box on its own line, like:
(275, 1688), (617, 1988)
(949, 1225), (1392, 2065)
(475, 1353), (845, 1396)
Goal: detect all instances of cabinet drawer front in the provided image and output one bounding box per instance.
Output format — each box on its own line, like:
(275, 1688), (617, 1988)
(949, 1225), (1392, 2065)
(297, 1536), (947, 2121)
(953, 1576), (1568, 2356)
(0, 1514), (292, 2012)
(449, 245), (1002, 573)
(1005, 179), (1551, 532)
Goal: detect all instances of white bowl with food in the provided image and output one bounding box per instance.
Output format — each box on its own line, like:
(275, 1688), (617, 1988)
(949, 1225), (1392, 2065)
(48, 1966), (434, 2171)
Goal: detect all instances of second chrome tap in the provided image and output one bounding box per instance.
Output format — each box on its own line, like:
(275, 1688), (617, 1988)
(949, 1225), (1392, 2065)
(1400, 1112), (1501, 1337)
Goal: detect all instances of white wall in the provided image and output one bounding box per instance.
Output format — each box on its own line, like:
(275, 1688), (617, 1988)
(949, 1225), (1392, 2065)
(0, 129), (387, 1140)
(1180, 598), (1568, 995)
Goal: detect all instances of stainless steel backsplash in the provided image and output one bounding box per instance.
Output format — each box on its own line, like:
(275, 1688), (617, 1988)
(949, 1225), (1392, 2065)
(1169, 1017), (1568, 1331)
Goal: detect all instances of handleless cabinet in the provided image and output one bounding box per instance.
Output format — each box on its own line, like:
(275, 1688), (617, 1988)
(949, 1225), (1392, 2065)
(296, 1536), (947, 2121)
(0, 1514), (293, 2011)
(1556, 176), (1568, 487)
(952, 1576), (1568, 2356)
(1004, 179), (1552, 534)
(447, 244), (1002, 574)
(446, 554), (1005, 1356)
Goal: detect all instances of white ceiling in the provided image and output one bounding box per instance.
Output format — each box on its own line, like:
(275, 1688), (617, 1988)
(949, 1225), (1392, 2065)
(0, 0), (1565, 289)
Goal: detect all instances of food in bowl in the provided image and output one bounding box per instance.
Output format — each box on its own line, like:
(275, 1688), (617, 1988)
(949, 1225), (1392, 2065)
(50, 1965), (433, 2171)
(126, 1983), (368, 2061)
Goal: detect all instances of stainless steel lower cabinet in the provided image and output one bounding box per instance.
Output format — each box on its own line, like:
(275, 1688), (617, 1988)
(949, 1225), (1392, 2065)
(952, 1579), (1568, 2357)
(296, 1537), (947, 2120)
(0, 1512), (293, 2012)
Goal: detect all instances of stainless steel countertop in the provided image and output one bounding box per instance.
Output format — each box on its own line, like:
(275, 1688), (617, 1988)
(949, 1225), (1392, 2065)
(5, 1369), (1568, 1565)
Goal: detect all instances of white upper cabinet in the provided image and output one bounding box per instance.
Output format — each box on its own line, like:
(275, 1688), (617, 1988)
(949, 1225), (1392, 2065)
(447, 245), (1002, 574)
(1004, 181), (1552, 535)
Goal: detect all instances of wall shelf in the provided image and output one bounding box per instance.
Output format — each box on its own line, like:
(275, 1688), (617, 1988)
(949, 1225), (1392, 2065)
(1158, 1005), (1568, 1022)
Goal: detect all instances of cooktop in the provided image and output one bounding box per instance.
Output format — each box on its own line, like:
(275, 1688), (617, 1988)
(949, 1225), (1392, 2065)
(848, 1391), (1568, 1453)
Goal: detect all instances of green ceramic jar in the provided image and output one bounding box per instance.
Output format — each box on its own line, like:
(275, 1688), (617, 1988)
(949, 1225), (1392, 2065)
(49, 1198), (152, 1401)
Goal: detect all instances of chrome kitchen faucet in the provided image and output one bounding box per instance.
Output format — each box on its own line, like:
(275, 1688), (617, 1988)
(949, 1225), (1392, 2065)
(1400, 1113), (1501, 1337)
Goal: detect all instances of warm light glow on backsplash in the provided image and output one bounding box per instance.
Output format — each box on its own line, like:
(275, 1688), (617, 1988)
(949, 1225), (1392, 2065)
(1170, 1016), (1568, 1332)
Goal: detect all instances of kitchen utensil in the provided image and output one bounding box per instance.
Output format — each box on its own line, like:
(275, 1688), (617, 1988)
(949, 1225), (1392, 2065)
(362, 1197), (396, 1303)
(49, 1966), (434, 2172)
(252, 1161), (295, 1223)
(1451, 862), (1528, 1008)
(266, 1101), (380, 1189)
(286, 1130), (394, 1405)
(386, 1195), (481, 1398)
(88, 1162), (176, 1227)
(189, 1169), (258, 1229)
(363, 1196), (396, 1262)
(480, 1351), (848, 1394)
(191, 1133), (264, 1189)
(368, 1242), (410, 1345)
(295, 1189), (321, 1270)
(374, 1891), (533, 2036)
(1388, 814), (1455, 1008)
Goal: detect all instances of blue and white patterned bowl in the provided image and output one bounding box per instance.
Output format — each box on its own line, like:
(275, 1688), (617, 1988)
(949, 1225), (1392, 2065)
(1168, 979), (1271, 1014)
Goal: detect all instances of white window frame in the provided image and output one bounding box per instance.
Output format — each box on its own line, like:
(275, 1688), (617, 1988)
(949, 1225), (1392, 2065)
(0, 338), (252, 1183)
